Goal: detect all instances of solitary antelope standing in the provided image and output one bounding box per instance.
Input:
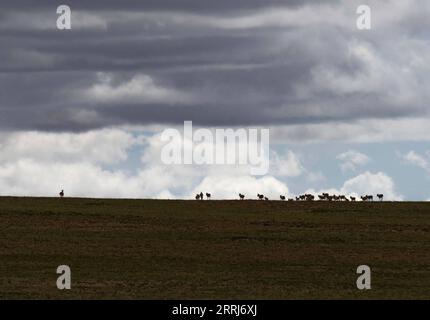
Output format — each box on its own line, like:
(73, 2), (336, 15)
(59, 189), (64, 198)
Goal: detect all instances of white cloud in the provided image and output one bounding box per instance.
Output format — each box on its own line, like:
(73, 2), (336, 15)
(305, 171), (402, 201)
(0, 129), (147, 198)
(341, 171), (402, 200)
(0, 159), (138, 198)
(271, 150), (304, 177)
(0, 129), (137, 164)
(336, 150), (370, 172)
(402, 150), (430, 172)
(86, 73), (191, 104)
(0, 158), (197, 199)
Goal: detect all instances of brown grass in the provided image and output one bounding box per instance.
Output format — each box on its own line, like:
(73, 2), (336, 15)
(1, 197), (429, 299)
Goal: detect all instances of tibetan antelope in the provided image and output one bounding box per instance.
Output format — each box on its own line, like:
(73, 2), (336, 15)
(280, 195), (286, 201)
(377, 194), (384, 201)
(306, 194), (315, 201)
(59, 189), (64, 198)
(239, 193), (245, 200)
(206, 193), (211, 200)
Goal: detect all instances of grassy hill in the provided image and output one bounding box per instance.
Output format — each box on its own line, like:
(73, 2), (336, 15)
(1, 196), (429, 299)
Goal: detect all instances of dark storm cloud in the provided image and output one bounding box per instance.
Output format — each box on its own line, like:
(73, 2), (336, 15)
(0, 0), (338, 13)
(0, 0), (429, 131)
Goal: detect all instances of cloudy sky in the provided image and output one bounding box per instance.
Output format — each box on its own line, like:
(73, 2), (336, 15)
(1, 0), (430, 200)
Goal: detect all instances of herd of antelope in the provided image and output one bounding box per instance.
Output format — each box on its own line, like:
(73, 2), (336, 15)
(58, 188), (383, 202)
(194, 192), (384, 201)
(195, 192), (211, 200)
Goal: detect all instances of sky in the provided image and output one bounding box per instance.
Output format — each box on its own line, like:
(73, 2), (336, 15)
(0, 0), (430, 200)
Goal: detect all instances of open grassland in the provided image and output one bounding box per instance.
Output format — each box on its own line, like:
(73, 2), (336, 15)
(0, 197), (429, 299)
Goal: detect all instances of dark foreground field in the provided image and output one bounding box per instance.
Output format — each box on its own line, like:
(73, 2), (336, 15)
(1, 197), (430, 299)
